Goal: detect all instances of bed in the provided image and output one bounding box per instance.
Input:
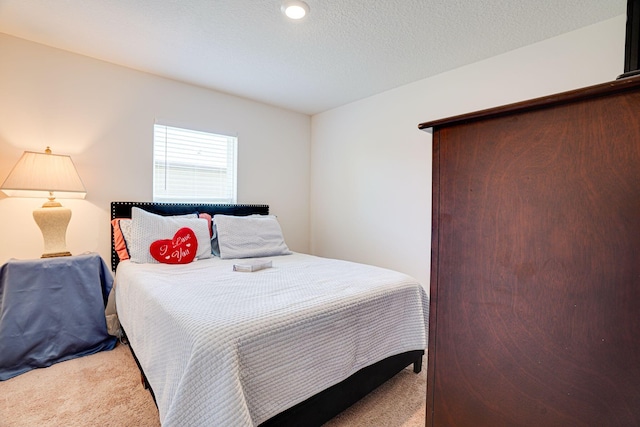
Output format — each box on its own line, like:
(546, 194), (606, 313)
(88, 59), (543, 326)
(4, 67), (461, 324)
(110, 201), (428, 426)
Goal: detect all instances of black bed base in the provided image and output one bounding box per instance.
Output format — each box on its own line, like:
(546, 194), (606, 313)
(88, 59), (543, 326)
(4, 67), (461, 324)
(122, 329), (423, 427)
(120, 331), (156, 404)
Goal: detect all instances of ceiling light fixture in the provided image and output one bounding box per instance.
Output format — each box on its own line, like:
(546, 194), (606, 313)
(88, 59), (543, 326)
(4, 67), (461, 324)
(281, 0), (309, 20)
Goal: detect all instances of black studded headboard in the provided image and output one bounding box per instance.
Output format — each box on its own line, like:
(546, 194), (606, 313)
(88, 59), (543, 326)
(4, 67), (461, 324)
(110, 201), (269, 271)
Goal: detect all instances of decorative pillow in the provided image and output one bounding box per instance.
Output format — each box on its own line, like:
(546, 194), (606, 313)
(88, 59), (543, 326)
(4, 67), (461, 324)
(213, 214), (292, 259)
(211, 222), (220, 257)
(128, 208), (212, 264)
(150, 227), (198, 264)
(198, 212), (213, 237)
(111, 218), (132, 261)
(111, 212), (211, 262)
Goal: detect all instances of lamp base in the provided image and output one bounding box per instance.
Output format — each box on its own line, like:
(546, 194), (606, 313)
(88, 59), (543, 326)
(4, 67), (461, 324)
(32, 204), (73, 258)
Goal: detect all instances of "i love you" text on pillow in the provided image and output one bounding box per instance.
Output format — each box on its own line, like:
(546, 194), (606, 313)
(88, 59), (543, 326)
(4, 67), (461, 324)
(149, 227), (198, 264)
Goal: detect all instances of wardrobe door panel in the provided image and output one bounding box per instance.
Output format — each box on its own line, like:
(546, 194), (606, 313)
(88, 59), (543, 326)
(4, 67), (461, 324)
(429, 89), (640, 426)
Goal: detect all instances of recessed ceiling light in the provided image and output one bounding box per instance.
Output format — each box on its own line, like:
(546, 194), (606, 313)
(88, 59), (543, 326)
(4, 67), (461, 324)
(281, 0), (309, 20)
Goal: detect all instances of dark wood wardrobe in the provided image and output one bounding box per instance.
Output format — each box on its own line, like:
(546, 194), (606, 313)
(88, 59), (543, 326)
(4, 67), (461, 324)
(419, 75), (640, 426)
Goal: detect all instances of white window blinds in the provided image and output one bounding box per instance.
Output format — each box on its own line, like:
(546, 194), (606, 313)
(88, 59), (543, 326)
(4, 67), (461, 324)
(153, 124), (237, 203)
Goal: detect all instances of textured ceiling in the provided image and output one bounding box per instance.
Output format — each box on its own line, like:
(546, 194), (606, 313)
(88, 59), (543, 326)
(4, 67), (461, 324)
(0, 0), (627, 114)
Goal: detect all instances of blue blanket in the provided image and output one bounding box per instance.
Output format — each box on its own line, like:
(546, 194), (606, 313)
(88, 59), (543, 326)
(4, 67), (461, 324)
(0, 253), (117, 380)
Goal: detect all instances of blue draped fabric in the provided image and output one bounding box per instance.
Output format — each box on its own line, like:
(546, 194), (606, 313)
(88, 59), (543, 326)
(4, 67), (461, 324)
(0, 253), (117, 380)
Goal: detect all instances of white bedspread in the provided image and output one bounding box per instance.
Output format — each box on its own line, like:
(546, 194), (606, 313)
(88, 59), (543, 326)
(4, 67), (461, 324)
(115, 253), (428, 426)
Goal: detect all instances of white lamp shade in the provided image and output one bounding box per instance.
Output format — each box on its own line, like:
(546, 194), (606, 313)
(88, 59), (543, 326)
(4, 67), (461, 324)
(1, 149), (86, 200)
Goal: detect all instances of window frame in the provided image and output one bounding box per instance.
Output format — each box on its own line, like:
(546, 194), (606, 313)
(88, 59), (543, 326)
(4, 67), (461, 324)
(152, 122), (238, 204)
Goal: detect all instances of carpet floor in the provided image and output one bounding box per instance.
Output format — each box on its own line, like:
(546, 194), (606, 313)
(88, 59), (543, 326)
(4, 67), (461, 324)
(0, 343), (426, 426)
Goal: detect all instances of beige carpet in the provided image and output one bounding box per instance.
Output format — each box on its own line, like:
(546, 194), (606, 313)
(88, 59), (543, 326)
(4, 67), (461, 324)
(0, 343), (426, 426)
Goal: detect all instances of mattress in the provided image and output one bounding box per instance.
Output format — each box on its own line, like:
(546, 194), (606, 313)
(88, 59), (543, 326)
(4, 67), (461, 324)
(115, 252), (428, 426)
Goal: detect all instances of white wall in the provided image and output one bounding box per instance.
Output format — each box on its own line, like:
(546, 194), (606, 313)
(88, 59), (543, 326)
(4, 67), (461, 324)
(0, 15), (627, 282)
(310, 16), (626, 289)
(0, 34), (311, 265)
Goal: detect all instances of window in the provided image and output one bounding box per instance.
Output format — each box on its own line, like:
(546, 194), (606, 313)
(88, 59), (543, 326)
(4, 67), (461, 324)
(153, 124), (237, 203)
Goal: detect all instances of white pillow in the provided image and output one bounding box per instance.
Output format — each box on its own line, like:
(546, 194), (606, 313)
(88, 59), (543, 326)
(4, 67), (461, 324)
(128, 207), (213, 264)
(213, 214), (292, 259)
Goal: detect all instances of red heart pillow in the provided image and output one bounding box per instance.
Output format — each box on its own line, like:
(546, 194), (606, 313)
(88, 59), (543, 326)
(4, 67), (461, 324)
(150, 227), (199, 264)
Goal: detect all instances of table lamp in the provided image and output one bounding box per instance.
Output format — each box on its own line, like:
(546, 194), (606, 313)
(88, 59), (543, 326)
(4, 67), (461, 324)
(0, 147), (86, 257)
